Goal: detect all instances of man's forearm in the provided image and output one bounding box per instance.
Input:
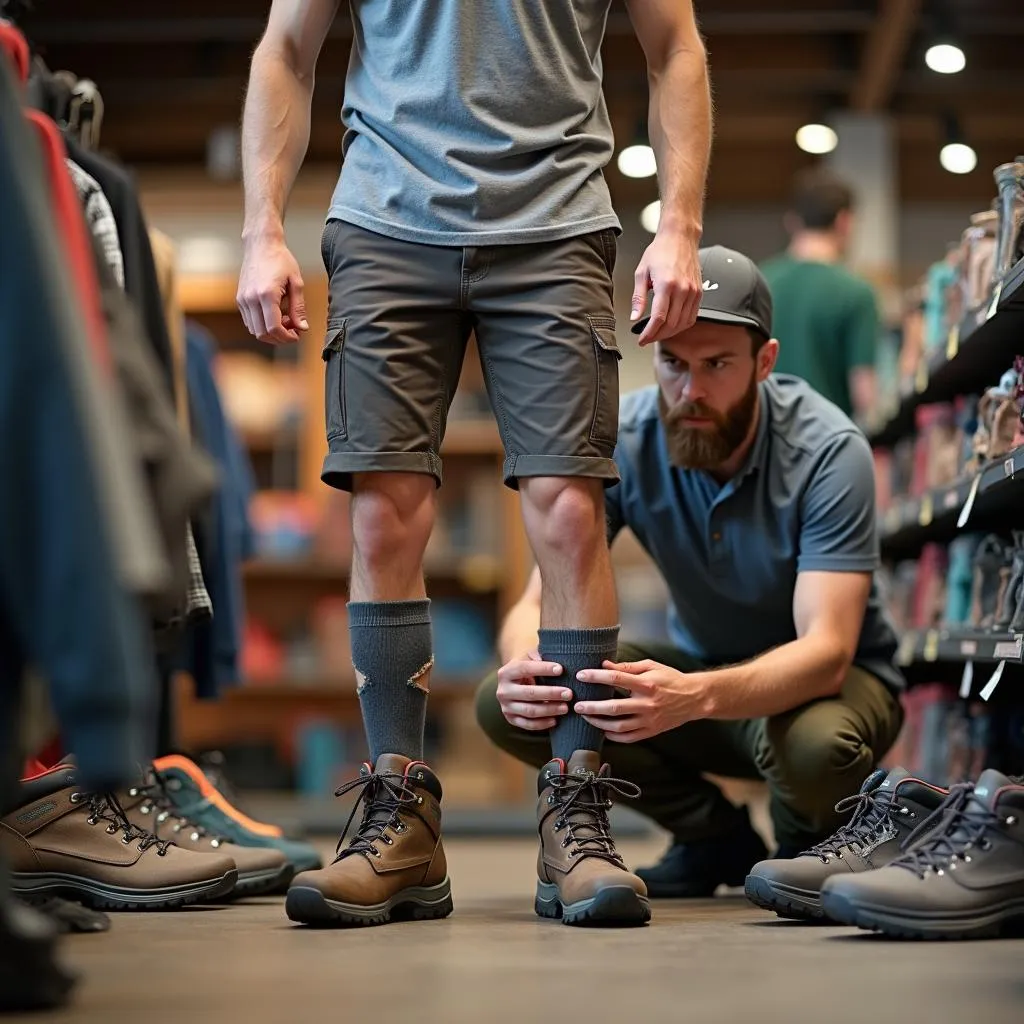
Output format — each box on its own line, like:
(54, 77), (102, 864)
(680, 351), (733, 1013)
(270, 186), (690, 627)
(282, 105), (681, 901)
(699, 636), (850, 720)
(241, 42), (315, 241)
(647, 45), (712, 237)
(498, 600), (542, 664)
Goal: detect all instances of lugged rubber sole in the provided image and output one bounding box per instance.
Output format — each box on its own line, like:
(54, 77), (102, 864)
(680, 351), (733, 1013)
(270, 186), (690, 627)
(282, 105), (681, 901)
(285, 879), (454, 927)
(535, 882), (651, 927)
(11, 869), (238, 911)
(821, 890), (1024, 940)
(744, 874), (827, 921)
(230, 863), (295, 899)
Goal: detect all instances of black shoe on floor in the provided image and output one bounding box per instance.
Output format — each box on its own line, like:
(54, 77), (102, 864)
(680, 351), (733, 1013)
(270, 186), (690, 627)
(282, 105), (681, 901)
(745, 768), (948, 921)
(0, 894), (77, 1012)
(637, 810), (768, 898)
(821, 769), (1024, 940)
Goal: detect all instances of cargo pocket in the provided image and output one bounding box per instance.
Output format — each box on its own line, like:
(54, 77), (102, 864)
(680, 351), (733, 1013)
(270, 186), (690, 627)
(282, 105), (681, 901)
(587, 314), (621, 447)
(322, 319), (348, 441)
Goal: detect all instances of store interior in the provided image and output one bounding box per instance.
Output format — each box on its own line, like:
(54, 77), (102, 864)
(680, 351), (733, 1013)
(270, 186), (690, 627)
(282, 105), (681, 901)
(1, 0), (1023, 1020)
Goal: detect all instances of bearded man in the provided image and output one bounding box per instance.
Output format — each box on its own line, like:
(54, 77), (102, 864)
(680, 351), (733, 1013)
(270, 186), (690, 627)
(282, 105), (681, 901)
(475, 245), (905, 899)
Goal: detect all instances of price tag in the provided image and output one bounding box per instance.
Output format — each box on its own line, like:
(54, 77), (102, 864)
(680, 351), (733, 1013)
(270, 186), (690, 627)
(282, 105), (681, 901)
(959, 660), (974, 699)
(915, 361), (929, 394)
(987, 281), (1003, 320)
(918, 494), (933, 527)
(946, 324), (959, 361)
(923, 630), (939, 662)
(897, 631), (917, 666)
(957, 474), (983, 529)
(980, 660), (1005, 701)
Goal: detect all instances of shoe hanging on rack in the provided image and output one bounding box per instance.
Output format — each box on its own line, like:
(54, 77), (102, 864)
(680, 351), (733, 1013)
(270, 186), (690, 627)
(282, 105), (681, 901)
(961, 209), (999, 320)
(993, 531), (1024, 633)
(970, 535), (1013, 629)
(993, 156), (1024, 285)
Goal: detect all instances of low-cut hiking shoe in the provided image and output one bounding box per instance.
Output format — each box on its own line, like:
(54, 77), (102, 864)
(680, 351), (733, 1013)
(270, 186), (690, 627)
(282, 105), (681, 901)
(745, 767), (948, 921)
(153, 755), (322, 875)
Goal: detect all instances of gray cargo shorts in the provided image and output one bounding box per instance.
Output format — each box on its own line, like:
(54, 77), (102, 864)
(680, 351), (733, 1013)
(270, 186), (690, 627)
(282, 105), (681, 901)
(319, 219), (622, 491)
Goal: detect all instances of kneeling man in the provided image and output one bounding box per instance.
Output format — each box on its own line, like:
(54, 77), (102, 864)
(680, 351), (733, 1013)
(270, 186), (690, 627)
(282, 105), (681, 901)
(476, 246), (904, 897)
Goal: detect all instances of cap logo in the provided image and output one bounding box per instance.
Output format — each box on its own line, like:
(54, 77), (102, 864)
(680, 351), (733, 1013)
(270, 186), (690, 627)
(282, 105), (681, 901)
(880, 780), (891, 788)
(702, 280), (719, 291)
(975, 787), (988, 797)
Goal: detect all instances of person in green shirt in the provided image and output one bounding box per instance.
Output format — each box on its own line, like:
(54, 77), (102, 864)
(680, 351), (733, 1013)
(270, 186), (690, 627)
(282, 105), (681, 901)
(761, 169), (880, 421)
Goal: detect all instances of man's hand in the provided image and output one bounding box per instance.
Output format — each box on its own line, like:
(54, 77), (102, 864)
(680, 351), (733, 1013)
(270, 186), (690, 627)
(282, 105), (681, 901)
(237, 235), (309, 344)
(496, 650), (572, 732)
(574, 659), (710, 743)
(631, 226), (703, 347)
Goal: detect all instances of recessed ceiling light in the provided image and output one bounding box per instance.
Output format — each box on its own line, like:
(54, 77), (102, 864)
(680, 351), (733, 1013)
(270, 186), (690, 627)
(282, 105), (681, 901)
(926, 43), (966, 74)
(617, 144), (657, 179)
(640, 200), (661, 234)
(795, 123), (838, 155)
(940, 142), (977, 174)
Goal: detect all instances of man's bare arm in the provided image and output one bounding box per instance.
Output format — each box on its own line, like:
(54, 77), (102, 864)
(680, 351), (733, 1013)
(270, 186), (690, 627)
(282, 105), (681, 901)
(702, 570), (872, 720)
(242, 0), (338, 242)
(498, 566), (543, 663)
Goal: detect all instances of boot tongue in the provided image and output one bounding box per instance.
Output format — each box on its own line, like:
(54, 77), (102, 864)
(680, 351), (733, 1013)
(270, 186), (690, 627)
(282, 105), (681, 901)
(860, 768), (892, 794)
(969, 769), (1015, 811)
(566, 750), (602, 779)
(373, 754), (413, 778)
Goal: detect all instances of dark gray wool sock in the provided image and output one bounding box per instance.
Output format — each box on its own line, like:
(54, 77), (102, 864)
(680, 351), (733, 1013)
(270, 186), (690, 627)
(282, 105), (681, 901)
(349, 599), (433, 764)
(539, 625), (619, 763)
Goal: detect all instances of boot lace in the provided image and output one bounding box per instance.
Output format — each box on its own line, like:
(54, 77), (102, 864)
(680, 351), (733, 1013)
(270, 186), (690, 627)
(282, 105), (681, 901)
(128, 773), (229, 846)
(548, 770), (641, 865)
(892, 783), (1016, 879)
(332, 770), (422, 863)
(805, 787), (910, 862)
(76, 792), (172, 856)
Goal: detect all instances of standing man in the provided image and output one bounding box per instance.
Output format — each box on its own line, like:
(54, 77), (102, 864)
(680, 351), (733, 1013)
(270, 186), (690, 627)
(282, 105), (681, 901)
(761, 168), (881, 423)
(236, 1), (711, 927)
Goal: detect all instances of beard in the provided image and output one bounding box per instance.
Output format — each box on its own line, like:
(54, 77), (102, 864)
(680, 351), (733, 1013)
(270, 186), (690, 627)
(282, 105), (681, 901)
(658, 373), (759, 470)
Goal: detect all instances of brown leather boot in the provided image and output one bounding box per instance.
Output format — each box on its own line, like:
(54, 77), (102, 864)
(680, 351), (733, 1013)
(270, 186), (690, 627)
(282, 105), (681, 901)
(535, 751), (650, 926)
(120, 770), (294, 897)
(285, 754), (451, 926)
(0, 765), (237, 910)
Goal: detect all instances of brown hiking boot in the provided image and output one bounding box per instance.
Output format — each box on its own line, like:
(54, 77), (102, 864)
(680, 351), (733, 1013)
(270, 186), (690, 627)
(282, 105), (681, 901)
(0, 764), (237, 910)
(536, 751), (650, 926)
(120, 769), (294, 897)
(285, 754), (451, 926)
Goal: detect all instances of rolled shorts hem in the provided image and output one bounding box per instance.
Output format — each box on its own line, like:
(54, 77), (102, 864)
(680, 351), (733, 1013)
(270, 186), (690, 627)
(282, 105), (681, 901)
(503, 454), (620, 489)
(321, 450), (443, 492)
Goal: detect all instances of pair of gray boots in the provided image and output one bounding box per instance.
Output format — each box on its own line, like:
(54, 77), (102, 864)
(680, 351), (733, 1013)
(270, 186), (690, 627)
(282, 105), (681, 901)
(745, 766), (1024, 940)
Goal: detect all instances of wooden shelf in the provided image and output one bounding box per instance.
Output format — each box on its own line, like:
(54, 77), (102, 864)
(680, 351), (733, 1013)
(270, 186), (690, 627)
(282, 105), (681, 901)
(442, 420), (504, 457)
(179, 274), (241, 314)
(219, 677), (481, 702)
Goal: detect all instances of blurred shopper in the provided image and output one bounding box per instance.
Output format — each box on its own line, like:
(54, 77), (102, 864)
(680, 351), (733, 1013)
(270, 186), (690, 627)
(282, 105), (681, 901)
(761, 169), (881, 423)
(236, 0), (711, 927)
(477, 246), (904, 899)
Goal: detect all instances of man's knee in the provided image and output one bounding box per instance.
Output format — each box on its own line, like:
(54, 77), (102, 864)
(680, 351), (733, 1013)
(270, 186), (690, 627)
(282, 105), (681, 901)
(519, 477), (605, 562)
(351, 472), (436, 568)
(473, 673), (551, 770)
(757, 712), (873, 824)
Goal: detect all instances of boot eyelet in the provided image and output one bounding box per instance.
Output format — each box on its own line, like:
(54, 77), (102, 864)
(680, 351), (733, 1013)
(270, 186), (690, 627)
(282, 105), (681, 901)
(547, 795), (555, 805)
(569, 850), (578, 858)
(561, 838), (569, 847)
(106, 824), (117, 834)
(384, 836), (393, 845)
(963, 854), (972, 863)
(70, 792), (82, 803)
(416, 772), (425, 781)
(128, 788), (138, 797)
(372, 849), (381, 858)
(1006, 816), (1018, 826)
(416, 796), (423, 805)
(158, 848), (167, 857)
(980, 839), (992, 851)
(191, 832), (200, 842)
(122, 835), (133, 845)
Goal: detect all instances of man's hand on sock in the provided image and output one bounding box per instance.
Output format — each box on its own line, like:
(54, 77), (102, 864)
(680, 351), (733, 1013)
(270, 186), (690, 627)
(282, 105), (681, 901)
(496, 651), (573, 732)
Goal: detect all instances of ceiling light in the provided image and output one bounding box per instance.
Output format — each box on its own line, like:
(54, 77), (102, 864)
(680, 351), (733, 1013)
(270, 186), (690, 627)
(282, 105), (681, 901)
(795, 123), (838, 155)
(940, 142), (977, 175)
(640, 200), (661, 234)
(925, 43), (966, 74)
(617, 143), (657, 179)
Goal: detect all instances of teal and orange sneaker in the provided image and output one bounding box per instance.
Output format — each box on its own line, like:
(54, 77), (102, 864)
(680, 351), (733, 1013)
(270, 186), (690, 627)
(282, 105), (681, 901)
(153, 756), (322, 875)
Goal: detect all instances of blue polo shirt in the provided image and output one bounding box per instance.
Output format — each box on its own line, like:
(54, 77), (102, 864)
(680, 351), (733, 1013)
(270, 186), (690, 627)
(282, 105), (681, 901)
(606, 374), (903, 693)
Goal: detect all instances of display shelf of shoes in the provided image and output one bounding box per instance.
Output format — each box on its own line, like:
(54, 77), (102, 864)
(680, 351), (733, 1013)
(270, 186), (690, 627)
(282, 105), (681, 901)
(174, 272), (533, 804)
(895, 627), (1023, 669)
(869, 257), (1024, 449)
(880, 443), (1024, 559)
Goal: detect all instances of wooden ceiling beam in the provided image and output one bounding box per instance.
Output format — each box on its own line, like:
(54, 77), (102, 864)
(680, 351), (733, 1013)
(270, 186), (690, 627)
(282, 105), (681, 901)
(850, 0), (923, 112)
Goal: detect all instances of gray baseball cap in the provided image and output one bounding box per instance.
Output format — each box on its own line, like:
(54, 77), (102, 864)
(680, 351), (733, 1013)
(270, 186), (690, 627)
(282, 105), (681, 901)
(631, 244), (773, 338)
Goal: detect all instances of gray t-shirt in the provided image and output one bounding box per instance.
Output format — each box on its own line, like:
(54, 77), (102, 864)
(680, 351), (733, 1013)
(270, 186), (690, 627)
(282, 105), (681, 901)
(328, 0), (622, 245)
(606, 375), (903, 693)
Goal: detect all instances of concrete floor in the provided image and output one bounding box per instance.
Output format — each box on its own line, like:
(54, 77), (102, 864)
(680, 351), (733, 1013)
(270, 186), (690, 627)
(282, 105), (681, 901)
(13, 838), (1024, 1024)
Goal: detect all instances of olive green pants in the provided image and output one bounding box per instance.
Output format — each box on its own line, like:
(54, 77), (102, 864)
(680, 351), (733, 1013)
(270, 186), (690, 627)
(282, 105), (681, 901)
(475, 641), (904, 848)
